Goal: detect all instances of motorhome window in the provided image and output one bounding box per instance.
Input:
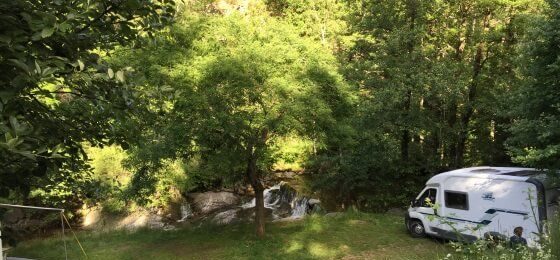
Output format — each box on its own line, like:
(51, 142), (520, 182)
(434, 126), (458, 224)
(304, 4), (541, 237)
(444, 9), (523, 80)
(418, 188), (437, 207)
(445, 191), (469, 210)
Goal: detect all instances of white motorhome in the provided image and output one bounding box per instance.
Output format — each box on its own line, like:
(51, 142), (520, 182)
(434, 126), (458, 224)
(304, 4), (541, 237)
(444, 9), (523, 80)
(405, 167), (559, 246)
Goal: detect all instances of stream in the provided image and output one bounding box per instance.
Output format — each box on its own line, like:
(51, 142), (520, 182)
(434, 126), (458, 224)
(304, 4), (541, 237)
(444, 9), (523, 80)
(179, 182), (320, 225)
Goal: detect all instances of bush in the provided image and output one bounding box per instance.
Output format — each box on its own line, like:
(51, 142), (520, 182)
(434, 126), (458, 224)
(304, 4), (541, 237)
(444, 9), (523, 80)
(442, 213), (560, 260)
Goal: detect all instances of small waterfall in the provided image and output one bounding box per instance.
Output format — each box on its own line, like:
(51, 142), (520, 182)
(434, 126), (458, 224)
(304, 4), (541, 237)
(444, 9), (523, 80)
(240, 183), (284, 209)
(239, 182), (313, 220)
(291, 197), (310, 218)
(178, 201), (193, 222)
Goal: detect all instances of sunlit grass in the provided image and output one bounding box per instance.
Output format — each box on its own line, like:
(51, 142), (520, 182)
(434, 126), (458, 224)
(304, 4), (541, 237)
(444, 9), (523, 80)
(11, 212), (450, 259)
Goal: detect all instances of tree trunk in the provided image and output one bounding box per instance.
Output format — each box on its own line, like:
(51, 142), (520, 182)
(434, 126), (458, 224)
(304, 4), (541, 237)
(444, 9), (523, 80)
(246, 150), (265, 238)
(456, 9), (489, 166)
(447, 101), (459, 168)
(401, 0), (417, 163)
(400, 91), (411, 162)
(246, 129), (269, 239)
(447, 3), (468, 168)
(456, 42), (484, 167)
(253, 180), (265, 238)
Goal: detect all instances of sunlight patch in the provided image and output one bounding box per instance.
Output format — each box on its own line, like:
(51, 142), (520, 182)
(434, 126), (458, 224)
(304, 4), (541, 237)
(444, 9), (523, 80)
(308, 221), (324, 232)
(286, 241), (303, 253)
(308, 242), (335, 257)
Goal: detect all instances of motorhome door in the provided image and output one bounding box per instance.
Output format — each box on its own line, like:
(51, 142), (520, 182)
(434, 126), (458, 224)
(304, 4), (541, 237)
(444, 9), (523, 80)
(414, 188), (439, 228)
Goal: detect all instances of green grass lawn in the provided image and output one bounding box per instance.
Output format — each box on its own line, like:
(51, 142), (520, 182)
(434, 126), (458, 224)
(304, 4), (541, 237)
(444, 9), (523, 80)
(10, 212), (451, 260)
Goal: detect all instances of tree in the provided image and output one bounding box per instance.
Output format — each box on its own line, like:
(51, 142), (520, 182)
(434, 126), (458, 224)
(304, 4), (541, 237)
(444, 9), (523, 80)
(0, 0), (174, 205)
(118, 9), (352, 237)
(508, 0), (560, 170)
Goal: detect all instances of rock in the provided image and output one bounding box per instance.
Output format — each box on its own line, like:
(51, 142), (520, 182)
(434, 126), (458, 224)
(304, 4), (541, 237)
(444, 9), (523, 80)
(386, 208), (406, 216)
(272, 217), (304, 223)
(82, 206), (102, 227)
(116, 212), (170, 230)
(237, 207), (274, 221)
(308, 199), (321, 206)
(211, 209), (240, 225)
(325, 212), (344, 218)
(309, 204), (324, 214)
(3, 209), (25, 224)
(187, 191), (241, 215)
(273, 171), (298, 179)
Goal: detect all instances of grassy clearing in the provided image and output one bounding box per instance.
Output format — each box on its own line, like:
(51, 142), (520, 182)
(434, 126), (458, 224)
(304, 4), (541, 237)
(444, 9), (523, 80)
(11, 212), (450, 260)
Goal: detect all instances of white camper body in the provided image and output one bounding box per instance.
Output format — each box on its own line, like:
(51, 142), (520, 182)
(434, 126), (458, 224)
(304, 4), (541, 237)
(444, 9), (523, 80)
(405, 167), (559, 246)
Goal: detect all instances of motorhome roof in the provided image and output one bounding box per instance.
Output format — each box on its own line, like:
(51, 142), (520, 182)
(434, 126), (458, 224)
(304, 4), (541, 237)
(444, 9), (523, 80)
(426, 166), (542, 185)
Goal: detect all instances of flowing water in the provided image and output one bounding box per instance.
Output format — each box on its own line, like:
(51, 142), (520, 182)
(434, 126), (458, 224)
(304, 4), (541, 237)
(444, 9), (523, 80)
(178, 202), (193, 222)
(291, 197), (310, 218)
(179, 182), (317, 224)
(240, 182), (310, 219)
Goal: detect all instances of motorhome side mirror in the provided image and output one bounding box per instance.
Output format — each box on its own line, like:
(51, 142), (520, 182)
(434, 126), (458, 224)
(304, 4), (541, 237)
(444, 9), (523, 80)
(410, 199), (418, 207)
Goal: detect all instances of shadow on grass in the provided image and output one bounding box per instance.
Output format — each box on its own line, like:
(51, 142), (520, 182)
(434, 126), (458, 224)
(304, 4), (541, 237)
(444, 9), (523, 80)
(10, 212), (450, 260)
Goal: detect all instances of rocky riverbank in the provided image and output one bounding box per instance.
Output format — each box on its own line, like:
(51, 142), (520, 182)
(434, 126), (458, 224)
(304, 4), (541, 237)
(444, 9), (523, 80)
(80, 180), (323, 231)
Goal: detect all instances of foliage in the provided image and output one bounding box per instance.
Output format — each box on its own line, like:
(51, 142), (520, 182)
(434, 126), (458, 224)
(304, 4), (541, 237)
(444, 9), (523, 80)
(0, 0), (174, 208)
(85, 145), (186, 212)
(442, 239), (552, 260)
(306, 0), (546, 210)
(433, 200), (560, 260)
(272, 136), (313, 171)
(1, 0), (559, 232)
(544, 212), (560, 259)
(507, 0), (560, 170)
(115, 5), (353, 205)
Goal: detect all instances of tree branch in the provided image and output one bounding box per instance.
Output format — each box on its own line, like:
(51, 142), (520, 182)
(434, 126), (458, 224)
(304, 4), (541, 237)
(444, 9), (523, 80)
(76, 2), (120, 34)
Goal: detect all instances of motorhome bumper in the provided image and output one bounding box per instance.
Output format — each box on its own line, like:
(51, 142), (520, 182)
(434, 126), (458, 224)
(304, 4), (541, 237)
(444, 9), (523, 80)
(404, 212), (411, 230)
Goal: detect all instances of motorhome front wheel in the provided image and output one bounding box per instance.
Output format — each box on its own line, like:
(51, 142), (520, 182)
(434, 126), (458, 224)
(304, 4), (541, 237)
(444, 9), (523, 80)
(409, 220), (426, 238)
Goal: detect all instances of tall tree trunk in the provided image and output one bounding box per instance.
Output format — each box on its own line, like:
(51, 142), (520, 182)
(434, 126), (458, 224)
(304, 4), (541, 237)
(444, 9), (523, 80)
(247, 150), (265, 238)
(246, 129), (269, 238)
(401, 0), (417, 163)
(447, 2), (468, 168)
(253, 178), (265, 238)
(401, 90), (412, 162)
(456, 11), (490, 166)
(447, 101), (459, 168)
(456, 42), (485, 167)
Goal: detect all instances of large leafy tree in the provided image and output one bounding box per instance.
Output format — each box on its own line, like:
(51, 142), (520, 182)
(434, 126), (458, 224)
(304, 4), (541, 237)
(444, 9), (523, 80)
(508, 0), (560, 170)
(118, 7), (352, 236)
(0, 0), (174, 205)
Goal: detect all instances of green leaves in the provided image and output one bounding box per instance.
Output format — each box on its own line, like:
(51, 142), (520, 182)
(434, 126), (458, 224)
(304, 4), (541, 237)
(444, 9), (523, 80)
(41, 26), (54, 38)
(0, 0), (175, 208)
(108, 68), (125, 82)
(8, 59), (30, 74)
(506, 0), (560, 170)
(116, 70), (125, 82)
(116, 12), (352, 203)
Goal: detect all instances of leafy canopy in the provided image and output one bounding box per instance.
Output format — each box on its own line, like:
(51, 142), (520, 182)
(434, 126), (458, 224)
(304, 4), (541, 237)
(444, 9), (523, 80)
(0, 0), (174, 204)
(117, 10), (353, 194)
